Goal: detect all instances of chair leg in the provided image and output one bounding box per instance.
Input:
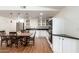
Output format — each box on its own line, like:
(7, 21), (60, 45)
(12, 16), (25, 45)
(15, 40), (18, 48)
(1, 40), (2, 47)
(6, 40), (8, 47)
(10, 40), (13, 47)
(33, 39), (35, 46)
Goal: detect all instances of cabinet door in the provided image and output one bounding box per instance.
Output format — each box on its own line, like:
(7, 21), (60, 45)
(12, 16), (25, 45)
(76, 40), (79, 53)
(63, 38), (77, 53)
(53, 36), (62, 53)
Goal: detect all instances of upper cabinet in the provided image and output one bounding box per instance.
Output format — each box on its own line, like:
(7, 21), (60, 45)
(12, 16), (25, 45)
(38, 19), (46, 27)
(26, 19), (30, 28)
(42, 20), (46, 26)
(38, 19), (42, 26)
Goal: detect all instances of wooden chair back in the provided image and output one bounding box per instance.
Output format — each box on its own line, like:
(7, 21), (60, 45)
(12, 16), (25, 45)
(9, 32), (17, 36)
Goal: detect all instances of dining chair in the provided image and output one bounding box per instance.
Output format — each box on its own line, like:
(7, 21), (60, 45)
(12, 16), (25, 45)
(28, 31), (36, 46)
(17, 31), (24, 46)
(9, 32), (18, 47)
(19, 31), (29, 46)
(0, 31), (9, 47)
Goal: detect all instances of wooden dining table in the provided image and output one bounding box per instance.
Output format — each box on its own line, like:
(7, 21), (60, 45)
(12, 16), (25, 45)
(0, 32), (32, 47)
(17, 33), (32, 37)
(0, 32), (32, 37)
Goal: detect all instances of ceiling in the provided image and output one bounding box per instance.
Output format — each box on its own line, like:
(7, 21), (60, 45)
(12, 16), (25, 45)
(0, 6), (65, 19)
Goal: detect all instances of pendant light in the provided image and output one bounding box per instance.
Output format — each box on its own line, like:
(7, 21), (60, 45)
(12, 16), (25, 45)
(17, 13), (20, 23)
(10, 13), (13, 23)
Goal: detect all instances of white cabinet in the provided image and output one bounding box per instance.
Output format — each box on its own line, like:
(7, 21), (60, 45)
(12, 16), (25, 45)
(53, 36), (78, 53)
(38, 19), (46, 26)
(53, 36), (63, 53)
(63, 37), (77, 53)
(76, 40), (79, 53)
(26, 20), (30, 28)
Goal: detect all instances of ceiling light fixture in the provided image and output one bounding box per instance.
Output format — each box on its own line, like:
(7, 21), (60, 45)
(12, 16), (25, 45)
(17, 13), (24, 23)
(20, 19), (24, 23)
(10, 13), (13, 23)
(16, 13), (20, 23)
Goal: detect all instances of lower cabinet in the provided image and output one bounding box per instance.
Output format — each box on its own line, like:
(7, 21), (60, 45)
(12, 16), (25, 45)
(53, 36), (63, 53)
(62, 37), (77, 53)
(53, 36), (78, 53)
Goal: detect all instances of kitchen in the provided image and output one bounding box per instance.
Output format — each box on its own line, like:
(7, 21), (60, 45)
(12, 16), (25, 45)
(0, 6), (79, 53)
(0, 6), (62, 53)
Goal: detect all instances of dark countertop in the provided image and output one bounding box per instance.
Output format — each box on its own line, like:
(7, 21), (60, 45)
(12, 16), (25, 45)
(26, 28), (49, 30)
(52, 34), (79, 40)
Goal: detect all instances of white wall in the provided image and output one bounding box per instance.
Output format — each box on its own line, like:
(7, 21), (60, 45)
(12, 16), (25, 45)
(53, 6), (79, 38)
(63, 7), (79, 38)
(0, 16), (16, 34)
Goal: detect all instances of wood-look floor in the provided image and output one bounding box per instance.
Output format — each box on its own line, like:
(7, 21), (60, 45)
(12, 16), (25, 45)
(0, 37), (53, 53)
